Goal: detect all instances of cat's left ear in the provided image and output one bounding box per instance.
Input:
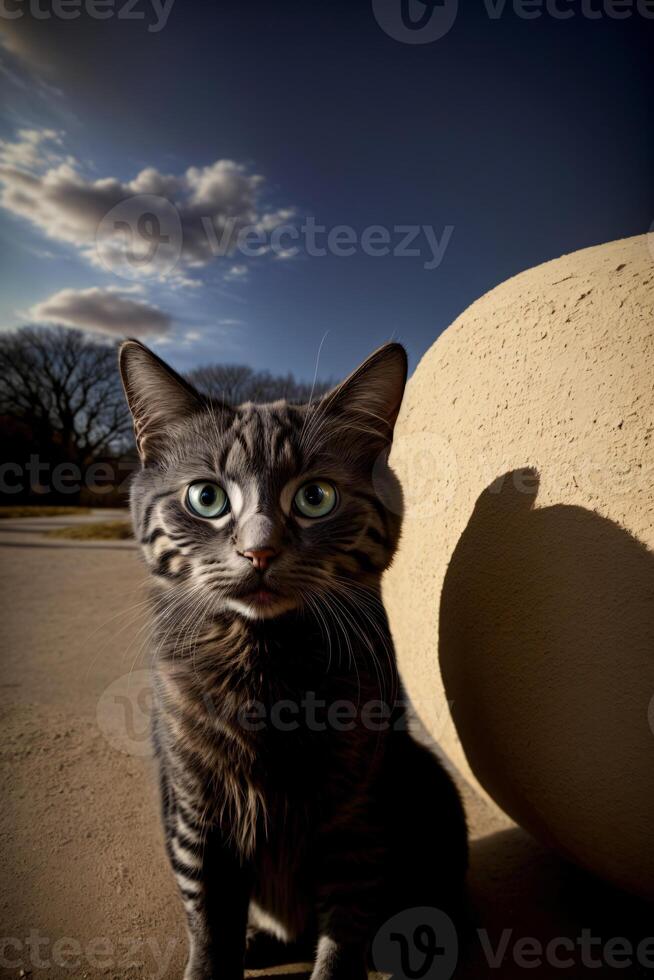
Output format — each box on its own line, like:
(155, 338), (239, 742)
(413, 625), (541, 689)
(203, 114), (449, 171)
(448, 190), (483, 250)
(119, 339), (205, 463)
(322, 342), (408, 449)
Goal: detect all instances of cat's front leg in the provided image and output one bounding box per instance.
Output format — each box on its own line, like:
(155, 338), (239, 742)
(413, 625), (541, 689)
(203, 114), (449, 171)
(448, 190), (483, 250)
(310, 824), (382, 980)
(180, 826), (251, 980)
(162, 788), (251, 980)
(310, 936), (368, 980)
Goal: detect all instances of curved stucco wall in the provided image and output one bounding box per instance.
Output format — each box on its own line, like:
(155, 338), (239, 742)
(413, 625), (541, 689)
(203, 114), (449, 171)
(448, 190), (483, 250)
(383, 235), (654, 897)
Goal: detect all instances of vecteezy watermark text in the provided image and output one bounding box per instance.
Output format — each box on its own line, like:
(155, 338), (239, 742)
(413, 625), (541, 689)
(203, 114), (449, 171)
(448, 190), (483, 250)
(94, 194), (455, 280)
(202, 217), (455, 271)
(97, 670), (457, 757)
(484, 0), (654, 19)
(3, 445), (653, 507)
(372, 0), (654, 44)
(0, 0), (175, 31)
(0, 931), (179, 978)
(0, 454), (137, 496)
(372, 908), (654, 979)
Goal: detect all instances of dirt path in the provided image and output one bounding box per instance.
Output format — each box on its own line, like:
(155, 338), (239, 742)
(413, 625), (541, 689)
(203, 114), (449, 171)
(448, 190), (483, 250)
(1, 516), (652, 978)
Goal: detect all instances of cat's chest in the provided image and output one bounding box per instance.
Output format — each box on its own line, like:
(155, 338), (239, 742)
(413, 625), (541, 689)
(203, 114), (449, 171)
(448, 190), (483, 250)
(157, 644), (379, 801)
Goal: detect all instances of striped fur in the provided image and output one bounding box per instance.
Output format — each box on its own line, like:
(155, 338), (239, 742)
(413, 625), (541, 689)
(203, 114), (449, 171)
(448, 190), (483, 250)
(119, 340), (468, 980)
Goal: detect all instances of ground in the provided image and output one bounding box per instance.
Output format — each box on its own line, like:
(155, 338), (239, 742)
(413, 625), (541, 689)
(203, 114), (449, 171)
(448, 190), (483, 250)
(1, 512), (652, 979)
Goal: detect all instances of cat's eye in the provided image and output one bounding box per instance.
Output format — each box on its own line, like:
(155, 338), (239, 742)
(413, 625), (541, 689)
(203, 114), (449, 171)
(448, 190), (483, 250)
(293, 480), (338, 519)
(187, 481), (230, 519)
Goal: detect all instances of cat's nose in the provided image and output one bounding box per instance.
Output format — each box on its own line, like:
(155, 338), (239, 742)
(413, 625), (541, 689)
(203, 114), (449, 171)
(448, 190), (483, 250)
(237, 515), (282, 570)
(242, 548), (277, 571)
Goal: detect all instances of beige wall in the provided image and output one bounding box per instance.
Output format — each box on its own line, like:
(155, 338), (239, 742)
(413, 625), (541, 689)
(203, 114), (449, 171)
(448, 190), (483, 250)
(383, 235), (654, 897)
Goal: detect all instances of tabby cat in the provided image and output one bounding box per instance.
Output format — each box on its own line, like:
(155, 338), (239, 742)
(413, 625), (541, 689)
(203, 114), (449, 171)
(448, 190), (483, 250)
(119, 339), (467, 980)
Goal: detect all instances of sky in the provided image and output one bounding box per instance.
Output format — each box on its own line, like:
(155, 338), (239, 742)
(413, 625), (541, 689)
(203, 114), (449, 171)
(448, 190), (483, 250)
(0, 0), (652, 382)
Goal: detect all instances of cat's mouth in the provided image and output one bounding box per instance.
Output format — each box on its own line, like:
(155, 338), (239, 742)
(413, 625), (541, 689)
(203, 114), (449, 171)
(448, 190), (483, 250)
(226, 582), (298, 619)
(242, 587), (279, 606)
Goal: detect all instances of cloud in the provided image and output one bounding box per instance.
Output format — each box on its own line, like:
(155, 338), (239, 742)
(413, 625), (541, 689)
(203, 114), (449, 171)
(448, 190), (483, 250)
(30, 287), (171, 338)
(224, 263), (249, 282)
(0, 129), (295, 285)
(0, 128), (64, 169)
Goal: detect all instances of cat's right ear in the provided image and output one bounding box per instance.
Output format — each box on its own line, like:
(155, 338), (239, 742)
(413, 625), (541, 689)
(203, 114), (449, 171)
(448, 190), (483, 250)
(119, 339), (205, 463)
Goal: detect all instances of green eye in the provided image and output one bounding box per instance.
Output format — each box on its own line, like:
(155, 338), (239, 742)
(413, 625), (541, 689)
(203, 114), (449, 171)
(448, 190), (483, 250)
(294, 480), (338, 519)
(187, 481), (229, 519)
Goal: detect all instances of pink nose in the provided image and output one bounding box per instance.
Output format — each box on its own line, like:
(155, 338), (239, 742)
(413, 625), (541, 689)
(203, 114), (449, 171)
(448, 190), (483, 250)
(242, 548), (277, 571)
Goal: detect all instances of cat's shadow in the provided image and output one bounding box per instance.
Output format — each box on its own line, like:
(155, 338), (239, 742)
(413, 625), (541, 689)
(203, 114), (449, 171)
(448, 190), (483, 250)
(438, 467), (654, 976)
(460, 825), (654, 978)
(439, 466), (654, 829)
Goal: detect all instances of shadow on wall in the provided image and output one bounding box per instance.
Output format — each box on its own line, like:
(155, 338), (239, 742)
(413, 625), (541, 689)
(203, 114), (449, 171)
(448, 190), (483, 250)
(458, 826), (654, 978)
(439, 469), (654, 887)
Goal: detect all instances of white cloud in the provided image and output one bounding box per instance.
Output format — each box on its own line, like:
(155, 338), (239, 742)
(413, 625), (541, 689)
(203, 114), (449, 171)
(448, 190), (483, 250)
(224, 263), (248, 282)
(0, 129), (295, 285)
(30, 286), (171, 338)
(0, 128), (63, 169)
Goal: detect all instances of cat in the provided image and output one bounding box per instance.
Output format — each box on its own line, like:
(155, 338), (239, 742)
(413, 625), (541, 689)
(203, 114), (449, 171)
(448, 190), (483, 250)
(119, 339), (468, 980)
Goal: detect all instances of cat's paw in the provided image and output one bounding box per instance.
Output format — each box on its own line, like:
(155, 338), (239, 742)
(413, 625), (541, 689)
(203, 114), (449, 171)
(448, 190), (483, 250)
(310, 938), (368, 980)
(183, 967), (209, 980)
(310, 964), (368, 980)
(183, 955), (216, 980)
(184, 949), (248, 980)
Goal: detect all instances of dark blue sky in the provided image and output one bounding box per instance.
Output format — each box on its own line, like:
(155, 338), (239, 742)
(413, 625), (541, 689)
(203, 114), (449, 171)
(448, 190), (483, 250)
(0, 0), (651, 381)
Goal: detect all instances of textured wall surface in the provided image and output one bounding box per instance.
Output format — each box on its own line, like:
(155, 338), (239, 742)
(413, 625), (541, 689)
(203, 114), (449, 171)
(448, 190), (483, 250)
(383, 235), (654, 897)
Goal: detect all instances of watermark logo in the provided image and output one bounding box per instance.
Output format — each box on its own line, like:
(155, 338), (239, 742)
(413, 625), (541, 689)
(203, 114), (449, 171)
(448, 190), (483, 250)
(376, 430), (459, 520)
(96, 194), (182, 281)
(372, 912), (654, 975)
(96, 676), (446, 746)
(372, 907), (459, 980)
(96, 669), (153, 757)
(372, 0), (459, 43)
(96, 199), (454, 280)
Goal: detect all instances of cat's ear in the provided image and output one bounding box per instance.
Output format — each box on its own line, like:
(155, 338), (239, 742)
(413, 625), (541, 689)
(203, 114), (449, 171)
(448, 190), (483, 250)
(322, 342), (408, 450)
(119, 339), (205, 463)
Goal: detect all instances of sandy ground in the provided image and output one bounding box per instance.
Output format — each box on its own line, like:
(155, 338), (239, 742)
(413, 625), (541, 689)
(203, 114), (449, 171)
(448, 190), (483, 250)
(1, 513), (653, 979)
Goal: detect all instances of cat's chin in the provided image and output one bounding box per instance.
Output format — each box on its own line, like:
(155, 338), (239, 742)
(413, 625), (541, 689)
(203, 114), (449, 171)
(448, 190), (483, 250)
(224, 591), (299, 621)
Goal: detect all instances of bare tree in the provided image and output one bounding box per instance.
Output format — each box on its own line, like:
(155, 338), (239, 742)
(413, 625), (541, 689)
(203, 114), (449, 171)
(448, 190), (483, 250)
(188, 364), (258, 404)
(0, 326), (333, 470)
(0, 326), (131, 463)
(188, 363), (333, 404)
